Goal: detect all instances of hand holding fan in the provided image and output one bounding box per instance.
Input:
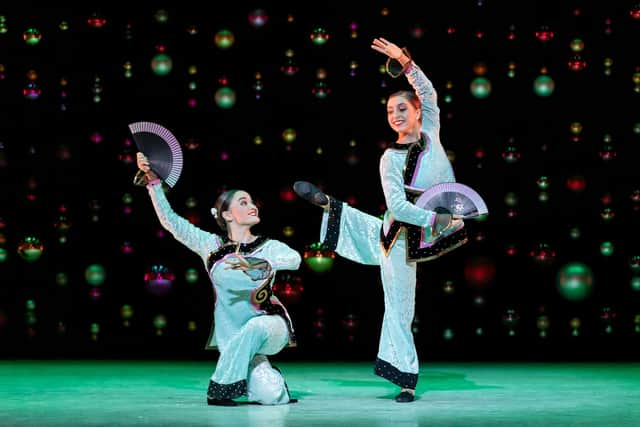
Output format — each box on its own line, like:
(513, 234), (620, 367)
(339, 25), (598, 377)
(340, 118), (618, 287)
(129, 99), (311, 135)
(405, 182), (487, 262)
(128, 121), (183, 188)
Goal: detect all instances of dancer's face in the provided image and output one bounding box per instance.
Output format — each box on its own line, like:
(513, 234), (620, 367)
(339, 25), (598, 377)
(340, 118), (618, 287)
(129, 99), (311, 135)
(387, 94), (420, 134)
(222, 191), (260, 227)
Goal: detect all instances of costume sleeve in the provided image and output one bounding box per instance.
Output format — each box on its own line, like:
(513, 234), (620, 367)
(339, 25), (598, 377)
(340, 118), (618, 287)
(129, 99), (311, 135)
(147, 182), (221, 260)
(404, 62), (440, 135)
(257, 240), (302, 272)
(380, 151), (436, 229)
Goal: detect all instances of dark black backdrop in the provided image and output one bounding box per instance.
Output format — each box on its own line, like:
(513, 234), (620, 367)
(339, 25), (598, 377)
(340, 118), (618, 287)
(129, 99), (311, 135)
(0, 2), (638, 361)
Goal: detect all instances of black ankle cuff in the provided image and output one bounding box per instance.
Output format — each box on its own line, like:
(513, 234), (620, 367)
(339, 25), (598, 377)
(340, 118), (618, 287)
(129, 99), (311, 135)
(207, 379), (247, 400)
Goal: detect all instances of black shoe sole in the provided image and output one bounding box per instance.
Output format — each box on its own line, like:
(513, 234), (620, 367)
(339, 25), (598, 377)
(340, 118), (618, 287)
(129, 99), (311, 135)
(394, 391), (415, 403)
(293, 181), (328, 207)
(207, 398), (238, 406)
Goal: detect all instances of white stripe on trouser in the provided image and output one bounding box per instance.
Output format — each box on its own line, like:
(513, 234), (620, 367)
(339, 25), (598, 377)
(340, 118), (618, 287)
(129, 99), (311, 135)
(377, 237), (419, 375)
(211, 314), (291, 404)
(322, 203), (419, 375)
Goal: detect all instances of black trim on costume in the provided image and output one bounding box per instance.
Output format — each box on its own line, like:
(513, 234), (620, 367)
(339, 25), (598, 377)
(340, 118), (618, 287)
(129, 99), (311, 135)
(322, 196), (343, 251)
(389, 141), (411, 151)
(374, 358), (418, 389)
(208, 378), (247, 400)
(380, 221), (403, 254)
(403, 135), (427, 185)
(206, 235), (270, 271)
(405, 224), (468, 262)
(404, 187), (423, 204)
(380, 137), (426, 254)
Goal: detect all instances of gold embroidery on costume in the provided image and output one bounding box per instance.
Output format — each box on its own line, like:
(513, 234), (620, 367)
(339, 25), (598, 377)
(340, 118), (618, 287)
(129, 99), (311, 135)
(250, 273), (274, 306)
(380, 222), (403, 256)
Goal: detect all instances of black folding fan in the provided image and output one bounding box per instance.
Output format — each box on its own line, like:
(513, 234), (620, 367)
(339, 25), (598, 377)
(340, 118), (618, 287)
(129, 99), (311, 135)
(128, 121), (183, 188)
(415, 182), (488, 219)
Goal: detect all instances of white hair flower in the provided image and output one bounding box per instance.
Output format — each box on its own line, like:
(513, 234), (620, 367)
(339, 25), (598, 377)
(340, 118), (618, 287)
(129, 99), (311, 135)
(210, 208), (218, 218)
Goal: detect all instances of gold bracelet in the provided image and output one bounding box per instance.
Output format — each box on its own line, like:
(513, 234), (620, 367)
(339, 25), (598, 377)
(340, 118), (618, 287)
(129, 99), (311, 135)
(386, 47), (412, 78)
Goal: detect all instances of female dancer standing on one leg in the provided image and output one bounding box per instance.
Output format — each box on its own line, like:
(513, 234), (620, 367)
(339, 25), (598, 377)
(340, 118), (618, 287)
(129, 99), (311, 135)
(294, 37), (466, 402)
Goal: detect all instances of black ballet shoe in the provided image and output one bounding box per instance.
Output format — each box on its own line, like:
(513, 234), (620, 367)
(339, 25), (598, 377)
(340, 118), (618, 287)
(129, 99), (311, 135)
(394, 391), (415, 403)
(207, 397), (238, 406)
(293, 181), (329, 208)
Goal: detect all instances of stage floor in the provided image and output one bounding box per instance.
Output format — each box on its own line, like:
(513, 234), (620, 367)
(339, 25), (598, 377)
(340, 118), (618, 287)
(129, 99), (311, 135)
(1, 360), (639, 426)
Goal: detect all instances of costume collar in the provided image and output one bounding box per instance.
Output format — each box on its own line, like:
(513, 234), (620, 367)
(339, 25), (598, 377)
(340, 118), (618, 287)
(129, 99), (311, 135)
(390, 141), (413, 150)
(390, 133), (425, 151)
(219, 234), (269, 254)
(207, 235), (270, 272)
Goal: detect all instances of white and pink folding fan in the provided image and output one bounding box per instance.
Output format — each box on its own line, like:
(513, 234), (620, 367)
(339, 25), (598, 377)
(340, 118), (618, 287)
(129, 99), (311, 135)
(128, 121), (183, 188)
(415, 182), (488, 219)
